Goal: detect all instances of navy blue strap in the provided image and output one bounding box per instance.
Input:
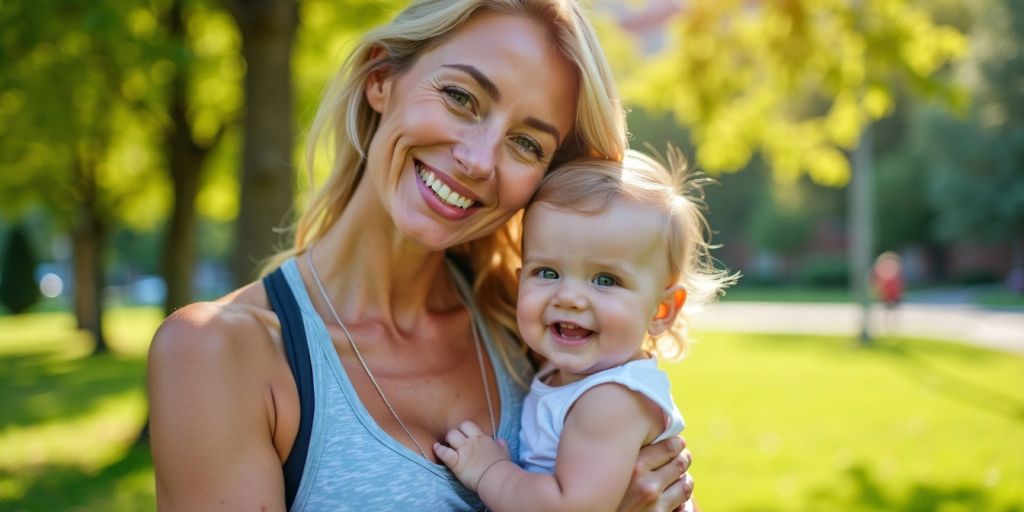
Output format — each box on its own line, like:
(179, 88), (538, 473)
(263, 268), (314, 510)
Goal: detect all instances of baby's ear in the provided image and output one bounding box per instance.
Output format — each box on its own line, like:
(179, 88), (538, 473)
(515, 268), (522, 281)
(649, 285), (686, 336)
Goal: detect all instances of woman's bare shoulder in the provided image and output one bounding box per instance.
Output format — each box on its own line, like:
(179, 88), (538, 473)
(149, 281), (280, 364)
(147, 281), (297, 508)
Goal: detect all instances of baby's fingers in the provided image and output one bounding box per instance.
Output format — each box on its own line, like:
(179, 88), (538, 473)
(446, 428), (467, 449)
(458, 420), (484, 437)
(433, 442), (459, 469)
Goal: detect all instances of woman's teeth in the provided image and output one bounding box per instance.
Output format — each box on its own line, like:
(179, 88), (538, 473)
(417, 164), (475, 209)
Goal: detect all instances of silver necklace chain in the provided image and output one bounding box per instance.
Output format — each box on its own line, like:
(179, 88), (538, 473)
(305, 247), (496, 460)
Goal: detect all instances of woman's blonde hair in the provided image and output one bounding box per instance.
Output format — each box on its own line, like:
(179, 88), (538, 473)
(265, 0), (626, 382)
(528, 148), (738, 360)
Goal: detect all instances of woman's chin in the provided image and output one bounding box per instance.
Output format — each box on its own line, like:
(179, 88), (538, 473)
(390, 217), (463, 252)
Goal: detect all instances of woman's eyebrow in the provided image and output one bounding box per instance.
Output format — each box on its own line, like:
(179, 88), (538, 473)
(525, 117), (561, 146)
(442, 64), (501, 101)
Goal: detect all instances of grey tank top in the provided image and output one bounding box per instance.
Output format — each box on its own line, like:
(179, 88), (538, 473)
(278, 258), (532, 511)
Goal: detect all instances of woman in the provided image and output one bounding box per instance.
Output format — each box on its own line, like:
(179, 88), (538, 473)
(148, 1), (694, 510)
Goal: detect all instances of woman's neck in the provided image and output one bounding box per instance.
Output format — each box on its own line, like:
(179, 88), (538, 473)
(302, 180), (463, 335)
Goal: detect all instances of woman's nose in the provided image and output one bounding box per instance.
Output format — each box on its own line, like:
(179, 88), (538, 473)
(453, 125), (500, 180)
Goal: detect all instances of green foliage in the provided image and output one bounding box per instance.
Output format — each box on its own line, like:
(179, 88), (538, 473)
(0, 224), (41, 314)
(921, 0), (1024, 245)
(874, 149), (936, 251)
(624, 0), (967, 185)
(748, 192), (814, 257)
(0, 0), (171, 228)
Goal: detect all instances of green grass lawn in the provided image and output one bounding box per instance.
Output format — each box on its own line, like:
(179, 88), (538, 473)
(669, 331), (1024, 512)
(1, 308), (1022, 510)
(0, 309), (161, 511)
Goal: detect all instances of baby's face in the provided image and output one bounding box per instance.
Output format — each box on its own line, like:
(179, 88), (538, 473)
(517, 200), (672, 384)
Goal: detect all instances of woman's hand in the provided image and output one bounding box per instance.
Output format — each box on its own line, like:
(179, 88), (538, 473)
(617, 436), (695, 512)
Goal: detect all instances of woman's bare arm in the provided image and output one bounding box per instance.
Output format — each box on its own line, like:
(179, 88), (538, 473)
(147, 302), (293, 511)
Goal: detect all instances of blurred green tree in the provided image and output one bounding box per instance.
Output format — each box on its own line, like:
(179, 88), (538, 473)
(620, 0), (967, 341)
(159, 0), (239, 314)
(625, 0), (966, 185)
(0, 224), (41, 314)
(748, 183), (815, 278)
(221, 0), (298, 286)
(870, 0), (1024, 284)
(926, 0), (1024, 284)
(0, 0), (170, 353)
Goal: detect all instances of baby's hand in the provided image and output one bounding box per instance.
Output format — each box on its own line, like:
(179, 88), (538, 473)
(433, 420), (510, 491)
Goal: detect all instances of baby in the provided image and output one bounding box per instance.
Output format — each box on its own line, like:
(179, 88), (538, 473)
(434, 149), (733, 511)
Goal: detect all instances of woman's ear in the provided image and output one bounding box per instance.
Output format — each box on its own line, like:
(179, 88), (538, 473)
(365, 47), (394, 114)
(648, 285), (686, 336)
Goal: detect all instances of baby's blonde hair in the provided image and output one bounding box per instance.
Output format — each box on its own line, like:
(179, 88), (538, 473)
(528, 148), (737, 359)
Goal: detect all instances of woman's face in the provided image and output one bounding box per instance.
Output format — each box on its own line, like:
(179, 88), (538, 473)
(364, 11), (577, 251)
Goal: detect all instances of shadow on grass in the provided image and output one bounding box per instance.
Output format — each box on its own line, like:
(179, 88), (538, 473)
(806, 464), (1022, 512)
(0, 351), (146, 430)
(869, 340), (1024, 423)
(0, 441), (154, 511)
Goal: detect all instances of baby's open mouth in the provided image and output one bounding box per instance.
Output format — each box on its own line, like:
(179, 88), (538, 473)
(552, 322), (594, 340)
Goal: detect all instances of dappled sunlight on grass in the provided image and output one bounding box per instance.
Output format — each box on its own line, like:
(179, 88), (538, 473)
(0, 308), (156, 508)
(0, 391), (146, 470)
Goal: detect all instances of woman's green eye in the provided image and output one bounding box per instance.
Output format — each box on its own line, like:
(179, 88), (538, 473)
(442, 86), (472, 107)
(513, 135), (544, 159)
(593, 274), (617, 287)
(538, 268), (559, 279)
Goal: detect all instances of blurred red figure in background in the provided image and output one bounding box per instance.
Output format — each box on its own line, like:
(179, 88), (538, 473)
(874, 251), (904, 307)
(873, 251), (904, 336)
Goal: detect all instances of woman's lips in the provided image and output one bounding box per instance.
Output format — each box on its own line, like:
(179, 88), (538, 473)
(414, 161), (479, 221)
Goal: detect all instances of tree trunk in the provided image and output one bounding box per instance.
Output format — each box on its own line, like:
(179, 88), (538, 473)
(72, 203), (109, 354)
(849, 123), (874, 345)
(160, 0), (208, 317)
(225, 0), (298, 286)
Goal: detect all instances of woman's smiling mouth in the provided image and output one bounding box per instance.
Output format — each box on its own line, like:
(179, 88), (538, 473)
(416, 161), (478, 210)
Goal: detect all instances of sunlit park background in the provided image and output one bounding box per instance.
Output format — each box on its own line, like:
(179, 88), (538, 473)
(1, 0), (1022, 509)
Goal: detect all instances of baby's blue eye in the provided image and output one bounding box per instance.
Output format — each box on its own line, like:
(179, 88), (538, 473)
(537, 268), (559, 280)
(593, 274), (618, 287)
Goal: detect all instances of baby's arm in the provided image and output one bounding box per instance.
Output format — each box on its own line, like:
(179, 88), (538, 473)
(434, 383), (662, 512)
